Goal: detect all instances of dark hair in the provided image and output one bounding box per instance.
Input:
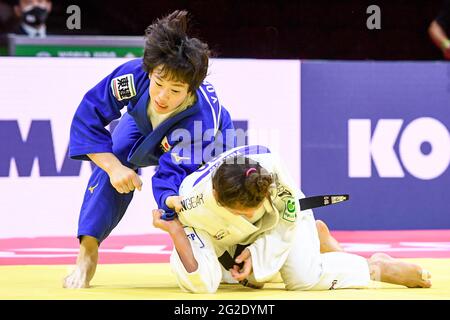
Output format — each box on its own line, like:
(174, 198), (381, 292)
(212, 156), (274, 209)
(142, 10), (210, 93)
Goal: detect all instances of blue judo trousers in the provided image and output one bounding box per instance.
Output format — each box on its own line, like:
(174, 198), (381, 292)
(69, 58), (236, 243)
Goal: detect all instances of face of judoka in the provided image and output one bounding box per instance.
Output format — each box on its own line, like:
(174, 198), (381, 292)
(213, 190), (265, 219)
(149, 66), (190, 114)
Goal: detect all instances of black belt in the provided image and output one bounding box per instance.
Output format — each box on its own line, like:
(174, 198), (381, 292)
(218, 194), (349, 285)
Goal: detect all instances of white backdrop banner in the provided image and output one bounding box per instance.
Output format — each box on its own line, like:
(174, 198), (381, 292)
(0, 57), (300, 238)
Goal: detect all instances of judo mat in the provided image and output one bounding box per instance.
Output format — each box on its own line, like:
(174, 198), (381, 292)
(1, 230), (449, 300)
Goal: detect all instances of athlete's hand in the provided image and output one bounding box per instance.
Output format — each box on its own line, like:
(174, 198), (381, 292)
(165, 195), (184, 213)
(152, 209), (183, 234)
(108, 164), (142, 194)
(230, 248), (252, 281)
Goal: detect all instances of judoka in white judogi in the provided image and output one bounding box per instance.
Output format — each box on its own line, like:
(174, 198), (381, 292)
(169, 145), (370, 293)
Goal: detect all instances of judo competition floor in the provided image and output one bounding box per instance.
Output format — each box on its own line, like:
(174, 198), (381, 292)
(1, 230), (450, 300)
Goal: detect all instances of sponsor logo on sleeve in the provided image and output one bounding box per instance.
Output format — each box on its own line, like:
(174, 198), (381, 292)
(88, 183), (99, 194)
(277, 185), (297, 222)
(282, 198), (297, 222)
(111, 74), (136, 101)
(185, 227), (205, 248)
(276, 185), (293, 198)
(171, 152), (191, 163)
(181, 193), (205, 211)
(214, 229), (230, 240)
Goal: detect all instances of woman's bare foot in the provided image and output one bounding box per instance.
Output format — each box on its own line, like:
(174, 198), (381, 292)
(63, 263), (92, 289)
(63, 236), (98, 289)
(63, 257), (96, 288)
(316, 220), (343, 253)
(368, 253), (432, 288)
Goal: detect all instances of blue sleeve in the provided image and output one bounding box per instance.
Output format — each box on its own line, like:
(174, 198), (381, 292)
(69, 59), (148, 161)
(152, 150), (200, 212)
(151, 123), (210, 212)
(152, 107), (236, 212)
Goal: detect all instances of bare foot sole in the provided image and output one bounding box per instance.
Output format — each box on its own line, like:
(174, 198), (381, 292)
(316, 220), (343, 253)
(369, 253), (432, 288)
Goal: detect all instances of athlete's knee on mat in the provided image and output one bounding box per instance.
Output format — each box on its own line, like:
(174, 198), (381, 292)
(193, 279), (221, 294)
(177, 271), (221, 294)
(178, 276), (220, 294)
(201, 267), (222, 293)
(184, 283), (219, 294)
(285, 280), (320, 291)
(283, 272), (321, 291)
(285, 276), (345, 291)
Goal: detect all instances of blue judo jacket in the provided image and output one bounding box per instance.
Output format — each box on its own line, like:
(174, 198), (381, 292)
(69, 58), (236, 212)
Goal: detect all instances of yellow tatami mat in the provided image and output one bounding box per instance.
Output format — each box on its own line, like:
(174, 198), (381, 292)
(1, 259), (449, 300)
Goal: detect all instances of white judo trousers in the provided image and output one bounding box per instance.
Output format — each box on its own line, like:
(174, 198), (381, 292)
(279, 209), (370, 291)
(168, 145), (371, 293)
(170, 209), (371, 293)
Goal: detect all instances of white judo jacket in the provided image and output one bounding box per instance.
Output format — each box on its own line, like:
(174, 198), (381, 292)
(171, 145), (304, 293)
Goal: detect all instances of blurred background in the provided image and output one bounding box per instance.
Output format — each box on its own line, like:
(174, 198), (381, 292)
(0, 0), (447, 59)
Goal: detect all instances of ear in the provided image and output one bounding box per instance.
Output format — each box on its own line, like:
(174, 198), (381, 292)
(47, 1), (52, 12)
